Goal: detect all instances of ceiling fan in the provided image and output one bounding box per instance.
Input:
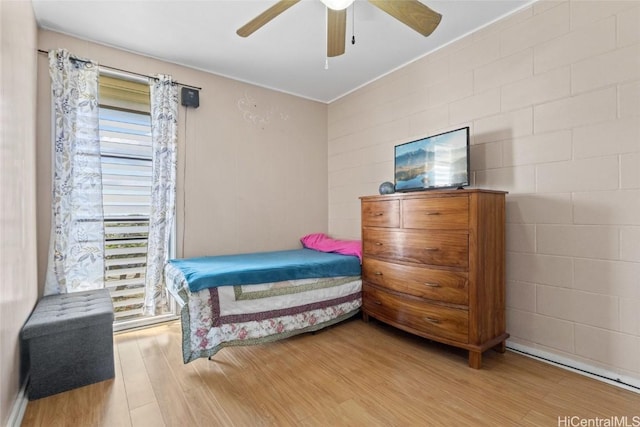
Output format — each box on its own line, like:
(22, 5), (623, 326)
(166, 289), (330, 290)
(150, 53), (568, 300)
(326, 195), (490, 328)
(236, 0), (442, 58)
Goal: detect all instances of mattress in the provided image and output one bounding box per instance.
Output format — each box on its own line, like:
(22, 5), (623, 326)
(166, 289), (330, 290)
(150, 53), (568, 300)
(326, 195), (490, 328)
(168, 248), (361, 292)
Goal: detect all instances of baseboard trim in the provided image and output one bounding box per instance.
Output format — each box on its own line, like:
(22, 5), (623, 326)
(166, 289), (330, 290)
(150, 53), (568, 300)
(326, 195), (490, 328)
(507, 343), (640, 394)
(6, 377), (28, 427)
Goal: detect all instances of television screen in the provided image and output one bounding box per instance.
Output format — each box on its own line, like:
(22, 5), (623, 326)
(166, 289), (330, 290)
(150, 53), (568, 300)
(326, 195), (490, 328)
(394, 127), (470, 192)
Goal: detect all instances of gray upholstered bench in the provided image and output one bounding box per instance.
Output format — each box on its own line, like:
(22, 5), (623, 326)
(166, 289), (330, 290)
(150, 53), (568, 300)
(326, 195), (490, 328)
(21, 288), (115, 400)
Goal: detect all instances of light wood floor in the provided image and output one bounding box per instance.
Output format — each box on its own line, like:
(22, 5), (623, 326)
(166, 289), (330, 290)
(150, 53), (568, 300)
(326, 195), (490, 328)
(22, 317), (639, 426)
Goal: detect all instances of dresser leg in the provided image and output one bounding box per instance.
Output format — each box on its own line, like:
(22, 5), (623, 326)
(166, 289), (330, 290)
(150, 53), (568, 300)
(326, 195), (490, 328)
(493, 341), (506, 353)
(468, 351), (482, 369)
(362, 312), (369, 322)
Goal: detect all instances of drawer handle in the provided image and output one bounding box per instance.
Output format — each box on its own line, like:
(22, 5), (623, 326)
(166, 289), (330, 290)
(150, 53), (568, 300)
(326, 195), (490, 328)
(373, 212), (384, 216)
(424, 282), (440, 288)
(425, 212), (441, 216)
(373, 271), (383, 276)
(424, 317), (440, 324)
(375, 242), (384, 246)
(424, 247), (439, 252)
(373, 300), (382, 305)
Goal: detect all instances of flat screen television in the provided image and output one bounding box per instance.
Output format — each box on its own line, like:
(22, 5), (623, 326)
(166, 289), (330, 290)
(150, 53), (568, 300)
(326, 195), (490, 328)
(394, 127), (470, 192)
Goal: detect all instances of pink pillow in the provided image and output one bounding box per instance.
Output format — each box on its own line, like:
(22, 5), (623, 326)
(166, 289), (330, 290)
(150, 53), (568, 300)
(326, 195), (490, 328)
(300, 233), (362, 263)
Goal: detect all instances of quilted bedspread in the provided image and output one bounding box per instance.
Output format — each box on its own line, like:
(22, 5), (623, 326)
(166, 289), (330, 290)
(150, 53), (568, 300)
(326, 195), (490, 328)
(165, 263), (362, 363)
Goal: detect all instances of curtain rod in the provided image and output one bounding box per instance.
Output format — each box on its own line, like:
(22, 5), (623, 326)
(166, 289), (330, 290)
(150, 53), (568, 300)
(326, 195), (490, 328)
(37, 49), (202, 91)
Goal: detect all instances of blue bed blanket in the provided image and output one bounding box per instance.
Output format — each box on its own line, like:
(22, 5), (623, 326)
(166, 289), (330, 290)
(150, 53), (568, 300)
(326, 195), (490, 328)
(168, 248), (361, 292)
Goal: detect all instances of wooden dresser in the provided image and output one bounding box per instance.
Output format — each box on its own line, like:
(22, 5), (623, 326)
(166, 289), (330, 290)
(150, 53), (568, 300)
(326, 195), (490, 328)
(360, 189), (508, 368)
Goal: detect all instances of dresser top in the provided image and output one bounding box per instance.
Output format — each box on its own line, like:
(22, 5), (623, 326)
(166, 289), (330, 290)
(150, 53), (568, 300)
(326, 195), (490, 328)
(360, 188), (507, 201)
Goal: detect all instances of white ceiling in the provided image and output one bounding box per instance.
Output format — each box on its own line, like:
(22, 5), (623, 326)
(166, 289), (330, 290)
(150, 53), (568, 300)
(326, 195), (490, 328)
(31, 0), (532, 103)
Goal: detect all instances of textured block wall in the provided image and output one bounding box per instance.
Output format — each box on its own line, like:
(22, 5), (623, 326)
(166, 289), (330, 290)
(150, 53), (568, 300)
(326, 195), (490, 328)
(328, 0), (640, 384)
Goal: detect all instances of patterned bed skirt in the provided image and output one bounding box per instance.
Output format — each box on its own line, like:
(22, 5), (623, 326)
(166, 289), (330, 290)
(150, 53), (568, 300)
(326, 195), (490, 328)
(165, 263), (362, 363)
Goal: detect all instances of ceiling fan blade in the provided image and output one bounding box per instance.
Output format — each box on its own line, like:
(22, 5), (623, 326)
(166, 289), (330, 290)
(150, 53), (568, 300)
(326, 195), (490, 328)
(368, 0), (442, 37)
(237, 0), (301, 37)
(327, 8), (347, 57)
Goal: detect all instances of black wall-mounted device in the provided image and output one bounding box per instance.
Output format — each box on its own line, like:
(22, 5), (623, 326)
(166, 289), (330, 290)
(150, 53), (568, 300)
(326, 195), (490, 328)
(181, 87), (200, 108)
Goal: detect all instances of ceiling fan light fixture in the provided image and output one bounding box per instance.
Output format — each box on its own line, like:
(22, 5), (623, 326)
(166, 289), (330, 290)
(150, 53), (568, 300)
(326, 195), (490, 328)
(320, 0), (354, 10)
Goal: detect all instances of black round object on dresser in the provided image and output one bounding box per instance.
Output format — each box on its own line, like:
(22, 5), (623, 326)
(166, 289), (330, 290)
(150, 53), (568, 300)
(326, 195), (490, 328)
(378, 181), (395, 195)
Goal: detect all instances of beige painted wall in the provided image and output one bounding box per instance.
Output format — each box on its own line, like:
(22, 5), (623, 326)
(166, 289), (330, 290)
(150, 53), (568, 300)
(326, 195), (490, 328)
(36, 31), (329, 292)
(0, 0), (39, 424)
(328, 0), (640, 384)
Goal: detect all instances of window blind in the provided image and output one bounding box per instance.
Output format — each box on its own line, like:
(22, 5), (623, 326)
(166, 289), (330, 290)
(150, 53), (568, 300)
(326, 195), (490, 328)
(100, 103), (152, 321)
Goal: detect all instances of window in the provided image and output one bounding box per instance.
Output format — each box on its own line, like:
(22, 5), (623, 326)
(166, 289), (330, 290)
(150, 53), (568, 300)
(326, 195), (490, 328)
(98, 74), (176, 328)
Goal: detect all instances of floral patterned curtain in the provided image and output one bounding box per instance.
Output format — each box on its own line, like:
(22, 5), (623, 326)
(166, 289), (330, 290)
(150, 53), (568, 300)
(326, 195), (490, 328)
(144, 75), (178, 315)
(45, 49), (104, 295)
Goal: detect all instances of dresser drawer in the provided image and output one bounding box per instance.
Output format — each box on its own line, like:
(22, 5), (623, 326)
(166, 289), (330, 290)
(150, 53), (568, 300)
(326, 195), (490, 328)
(363, 284), (469, 343)
(362, 258), (468, 305)
(363, 229), (469, 268)
(362, 200), (400, 228)
(403, 196), (469, 230)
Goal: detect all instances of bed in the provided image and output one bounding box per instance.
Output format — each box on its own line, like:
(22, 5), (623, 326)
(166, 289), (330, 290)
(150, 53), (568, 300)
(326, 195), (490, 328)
(165, 245), (362, 363)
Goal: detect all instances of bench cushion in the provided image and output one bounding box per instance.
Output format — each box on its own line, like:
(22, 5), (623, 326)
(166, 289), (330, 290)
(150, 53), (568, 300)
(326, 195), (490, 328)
(22, 288), (114, 339)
